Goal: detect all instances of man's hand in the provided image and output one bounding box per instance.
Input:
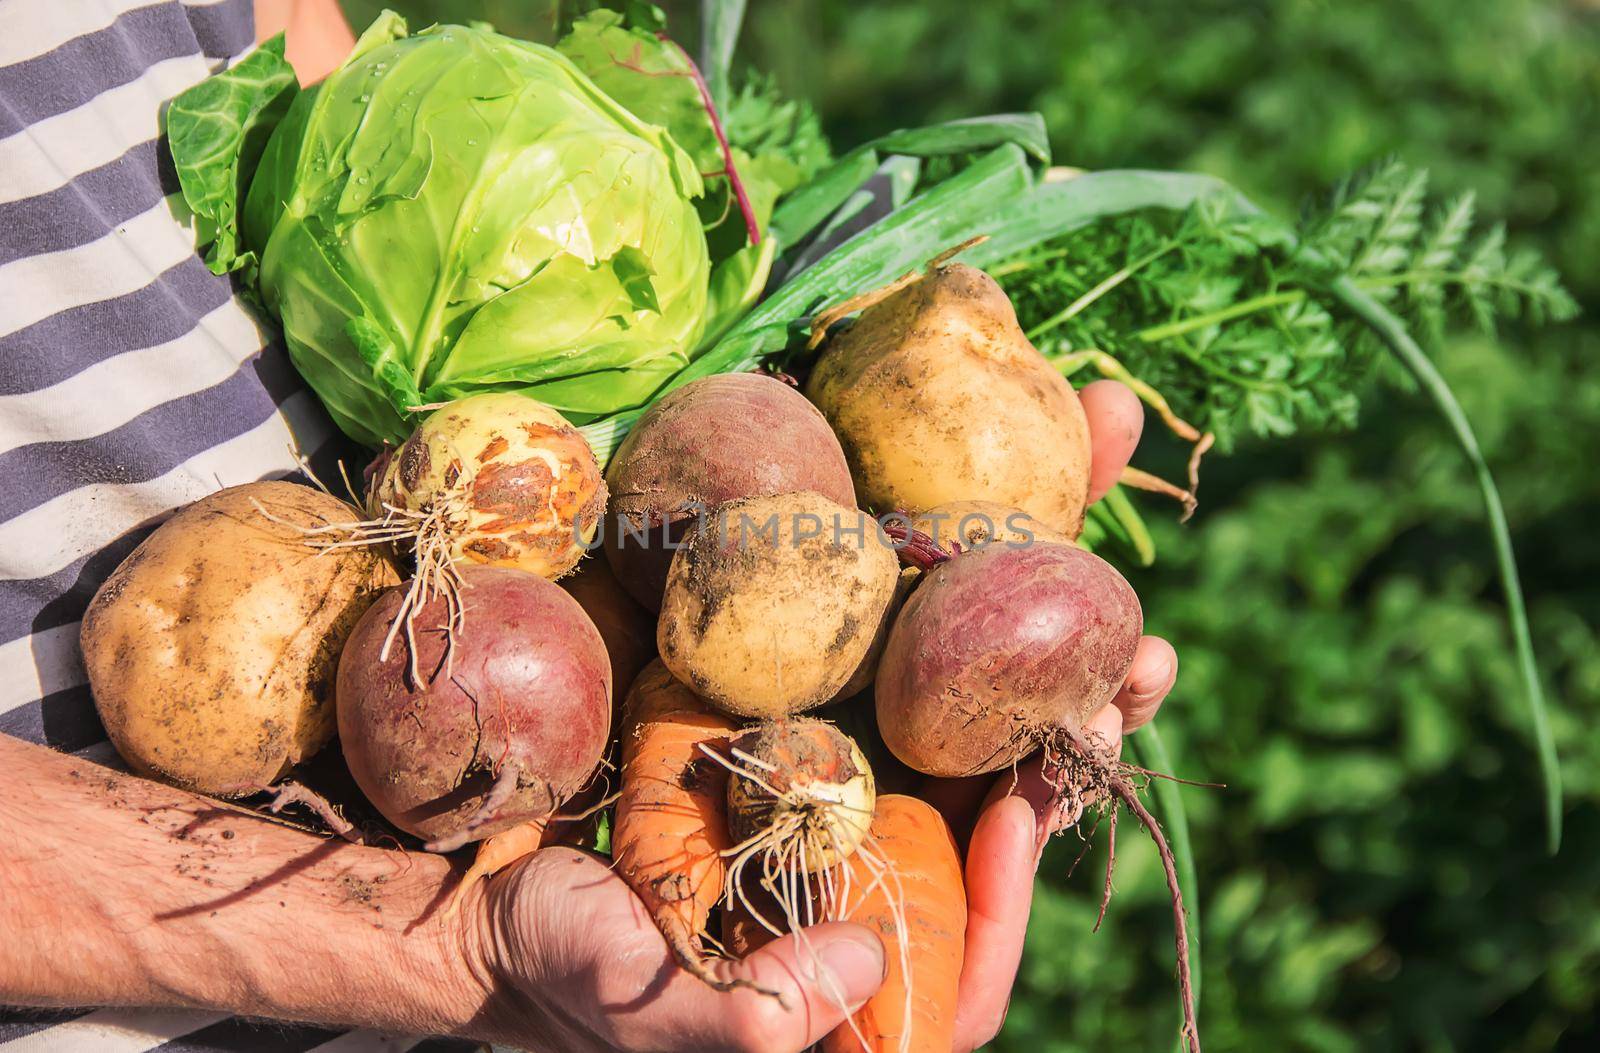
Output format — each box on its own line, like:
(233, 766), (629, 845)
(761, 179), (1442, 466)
(0, 734), (884, 1053)
(462, 849), (885, 1052)
(921, 380), (1179, 1051)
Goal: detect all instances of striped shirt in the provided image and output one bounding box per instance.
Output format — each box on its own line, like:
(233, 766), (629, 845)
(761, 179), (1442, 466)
(0, 3), (469, 1051)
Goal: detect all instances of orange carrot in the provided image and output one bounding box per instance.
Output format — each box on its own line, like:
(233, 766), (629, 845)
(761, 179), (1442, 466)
(444, 770), (620, 916)
(613, 660), (745, 990)
(444, 818), (552, 916)
(822, 794), (966, 1053)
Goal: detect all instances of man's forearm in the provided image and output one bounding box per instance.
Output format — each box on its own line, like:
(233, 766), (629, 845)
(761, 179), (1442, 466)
(0, 735), (492, 1037)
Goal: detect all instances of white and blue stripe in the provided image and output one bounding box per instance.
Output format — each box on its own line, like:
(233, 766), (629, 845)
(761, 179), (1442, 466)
(0, 3), (469, 1050)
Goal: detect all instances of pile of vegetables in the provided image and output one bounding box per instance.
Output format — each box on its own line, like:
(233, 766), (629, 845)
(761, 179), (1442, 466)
(74, 2), (1574, 1050)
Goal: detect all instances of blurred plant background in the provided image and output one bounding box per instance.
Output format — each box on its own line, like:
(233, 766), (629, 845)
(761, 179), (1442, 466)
(347, 1), (1600, 1048)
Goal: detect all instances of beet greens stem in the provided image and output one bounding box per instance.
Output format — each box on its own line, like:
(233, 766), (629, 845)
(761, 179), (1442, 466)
(657, 34), (761, 248)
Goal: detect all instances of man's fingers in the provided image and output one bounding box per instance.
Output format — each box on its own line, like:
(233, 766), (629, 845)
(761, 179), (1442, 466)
(952, 707), (1126, 1047)
(684, 923), (887, 1052)
(952, 795), (1036, 1052)
(1085, 699), (1127, 756)
(1080, 379), (1144, 504)
(1113, 634), (1177, 731)
(495, 848), (883, 1053)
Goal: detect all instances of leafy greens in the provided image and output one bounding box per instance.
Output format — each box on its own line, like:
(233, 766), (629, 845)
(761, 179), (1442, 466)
(170, 13), (714, 447)
(165, 35), (299, 286)
(995, 162), (1576, 448)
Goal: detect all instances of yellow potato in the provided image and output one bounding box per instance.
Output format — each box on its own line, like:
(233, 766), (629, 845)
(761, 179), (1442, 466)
(806, 264), (1093, 536)
(81, 481), (399, 796)
(657, 491), (899, 718)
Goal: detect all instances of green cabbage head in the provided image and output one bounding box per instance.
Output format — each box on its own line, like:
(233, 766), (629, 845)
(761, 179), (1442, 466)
(243, 14), (710, 447)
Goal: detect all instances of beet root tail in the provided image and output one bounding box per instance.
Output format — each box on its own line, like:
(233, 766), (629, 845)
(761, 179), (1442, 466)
(1050, 726), (1202, 1053)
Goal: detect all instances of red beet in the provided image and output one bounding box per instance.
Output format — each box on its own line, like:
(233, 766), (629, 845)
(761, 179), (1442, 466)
(603, 372), (856, 611)
(875, 542), (1142, 777)
(876, 541), (1202, 1052)
(337, 565), (611, 848)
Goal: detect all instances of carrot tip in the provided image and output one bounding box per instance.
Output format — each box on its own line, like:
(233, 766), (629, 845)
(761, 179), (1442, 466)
(675, 946), (784, 1002)
(667, 926), (784, 1001)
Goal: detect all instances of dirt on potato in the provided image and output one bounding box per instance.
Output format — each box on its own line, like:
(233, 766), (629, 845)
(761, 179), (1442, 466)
(657, 491), (898, 718)
(80, 481), (399, 797)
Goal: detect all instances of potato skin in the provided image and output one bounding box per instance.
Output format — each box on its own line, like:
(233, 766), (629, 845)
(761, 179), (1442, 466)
(604, 372), (856, 611)
(876, 542), (1142, 777)
(911, 500), (1072, 552)
(658, 491), (898, 718)
(806, 264), (1093, 536)
(337, 565), (612, 844)
(80, 481), (399, 796)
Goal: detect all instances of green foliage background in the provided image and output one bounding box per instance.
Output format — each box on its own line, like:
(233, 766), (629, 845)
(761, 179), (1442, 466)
(347, 1), (1600, 1047)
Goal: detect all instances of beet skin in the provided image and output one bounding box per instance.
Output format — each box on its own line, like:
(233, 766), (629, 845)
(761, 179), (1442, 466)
(875, 542), (1142, 777)
(337, 565), (611, 845)
(603, 372), (856, 611)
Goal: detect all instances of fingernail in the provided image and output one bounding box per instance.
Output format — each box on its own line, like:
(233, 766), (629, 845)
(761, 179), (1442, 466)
(818, 930), (887, 1007)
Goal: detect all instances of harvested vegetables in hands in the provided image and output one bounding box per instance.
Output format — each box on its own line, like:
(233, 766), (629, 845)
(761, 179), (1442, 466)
(130, 3), (1582, 1048)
